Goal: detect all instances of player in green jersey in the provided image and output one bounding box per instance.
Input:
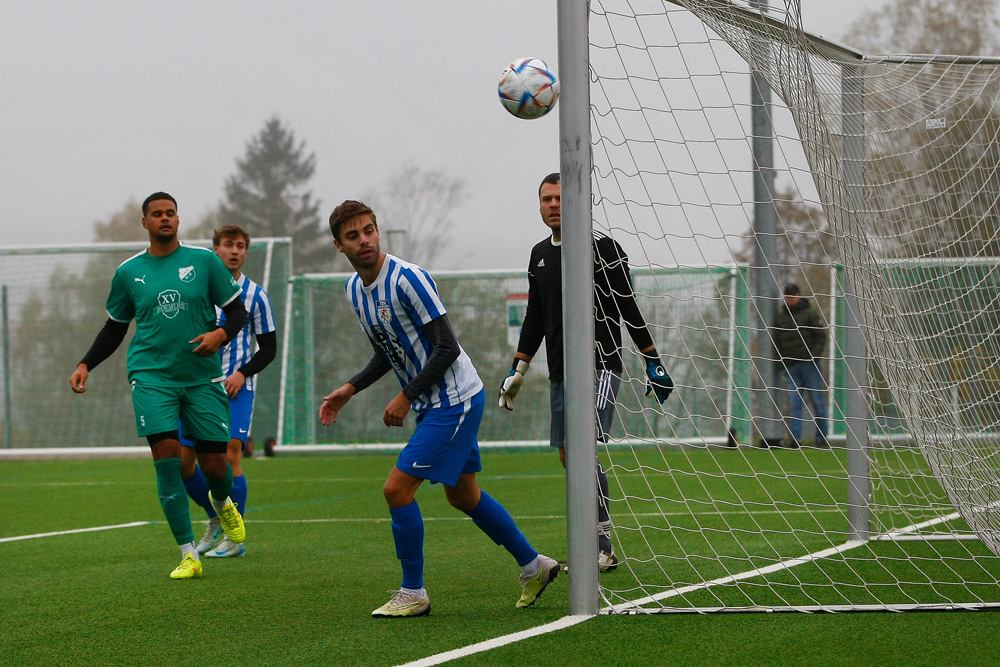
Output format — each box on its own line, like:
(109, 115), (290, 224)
(70, 192), (250, 579)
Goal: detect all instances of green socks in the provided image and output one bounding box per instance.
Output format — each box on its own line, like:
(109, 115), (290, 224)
(206, 464), (234, 509)
(154, 458), (194, 545)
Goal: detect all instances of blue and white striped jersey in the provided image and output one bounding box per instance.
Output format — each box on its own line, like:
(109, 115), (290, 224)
(345, 254), (483, 412)
(218, 274), (275, 392)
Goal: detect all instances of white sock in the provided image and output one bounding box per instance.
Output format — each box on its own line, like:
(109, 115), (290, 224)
(180, 542), (198, 559)
(210, 495), (231, 513)
(521, 555), (542, 578)
(401, 587), (426, 598)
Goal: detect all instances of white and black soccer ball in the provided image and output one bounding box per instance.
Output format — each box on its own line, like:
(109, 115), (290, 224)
(497, 57), (559, 120)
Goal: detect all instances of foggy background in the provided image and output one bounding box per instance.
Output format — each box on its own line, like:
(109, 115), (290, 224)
(1, 0), (881, 269)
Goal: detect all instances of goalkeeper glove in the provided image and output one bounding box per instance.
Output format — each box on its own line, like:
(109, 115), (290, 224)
(644, 351), (674, 404)
(498, 358), (530, 411)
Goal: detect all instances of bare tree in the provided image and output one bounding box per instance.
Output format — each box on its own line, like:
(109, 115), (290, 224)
(361, 162), (467, 269)
(94, 199), (219, 243)
(732, 186), (838, 298)
(92, 200), (145, 242)
(842, 0), (1000, 55)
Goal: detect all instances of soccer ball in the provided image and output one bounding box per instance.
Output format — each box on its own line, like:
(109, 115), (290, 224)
(498, 57), (559, 120)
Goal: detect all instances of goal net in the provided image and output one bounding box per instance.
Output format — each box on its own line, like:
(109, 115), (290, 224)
(581, 0), (1000, 611)
(0, 238), (291, 451)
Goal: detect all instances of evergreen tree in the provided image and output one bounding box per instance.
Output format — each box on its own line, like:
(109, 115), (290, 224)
(220, 117), (327, 272)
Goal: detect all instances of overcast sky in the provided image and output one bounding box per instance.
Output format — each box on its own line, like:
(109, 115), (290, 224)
(1, 1), (881, 270)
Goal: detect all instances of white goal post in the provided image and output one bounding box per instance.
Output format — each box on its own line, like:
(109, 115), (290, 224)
(559, 0), (1000, 614)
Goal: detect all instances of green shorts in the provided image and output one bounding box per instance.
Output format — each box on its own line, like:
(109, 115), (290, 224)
(130, 381), (230, 441)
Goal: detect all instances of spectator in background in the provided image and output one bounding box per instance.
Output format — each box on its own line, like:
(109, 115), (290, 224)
(772, 283), (829, 448)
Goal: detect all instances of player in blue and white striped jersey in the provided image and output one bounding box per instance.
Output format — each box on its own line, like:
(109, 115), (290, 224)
(321, 200), (560, 618)
(344, 253), (482, 413)
(180, 224), (277, 558)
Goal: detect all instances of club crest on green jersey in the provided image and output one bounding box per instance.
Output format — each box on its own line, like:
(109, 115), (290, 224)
(156, 289), (188, 319)
(179, 266), (196, 282)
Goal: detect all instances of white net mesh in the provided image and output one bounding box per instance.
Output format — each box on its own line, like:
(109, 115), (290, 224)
(588, 0), (1000, 611)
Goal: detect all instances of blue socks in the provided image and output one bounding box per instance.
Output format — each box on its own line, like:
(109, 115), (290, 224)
(184, 468), (248, 518)
(182, 466), (217, 519)
(390, 501), (425, 589)
(231, 474), (248, 515)
(467, 491), (537, 567)
(388, 492), (537, 588)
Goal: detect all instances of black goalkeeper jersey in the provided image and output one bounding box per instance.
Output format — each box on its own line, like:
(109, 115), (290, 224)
(517, 231), (654, 381)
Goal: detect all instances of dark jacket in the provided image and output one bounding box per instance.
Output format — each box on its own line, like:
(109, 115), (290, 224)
(772, 298), (826, 363)
(517, 232), (654, 381)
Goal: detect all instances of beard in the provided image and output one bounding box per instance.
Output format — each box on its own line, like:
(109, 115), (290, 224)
(152, 229), (177, 244)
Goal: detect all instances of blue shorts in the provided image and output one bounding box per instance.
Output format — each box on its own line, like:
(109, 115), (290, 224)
(180, 388), (255, 447)
(396, 388), (485, 487)
(549, 370), (620, 447)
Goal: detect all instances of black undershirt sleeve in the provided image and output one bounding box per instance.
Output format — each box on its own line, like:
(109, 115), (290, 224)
(220, 298), (248, 343)
(401, 314), (461, 402)
(348, 337), (393, 393)
(602, 242), (655, 352)
(517, 262), (546, 358)
(236, 331), (277, 378)
(79, 319), (130, 370)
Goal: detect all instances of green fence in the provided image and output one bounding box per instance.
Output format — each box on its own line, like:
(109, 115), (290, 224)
(280, 265), (817, 447)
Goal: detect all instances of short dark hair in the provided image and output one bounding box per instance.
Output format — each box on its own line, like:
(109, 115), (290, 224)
(213, 224), (250, 248)
(329, 200), (377, 242)
(538, 172), (560, 197)
(142, 192), (177, 216)
(783, 283), (801, 296)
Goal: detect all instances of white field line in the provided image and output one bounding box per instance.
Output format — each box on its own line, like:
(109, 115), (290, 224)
(0, 507), (851, 543)
(394, 615), (593, 667)
(0, 521), (149, 543)
(608, 510), (964, 612)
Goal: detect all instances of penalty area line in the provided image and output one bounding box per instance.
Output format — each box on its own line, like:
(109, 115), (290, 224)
(394, 614), (593, 667)
(0, 521), (150, 543)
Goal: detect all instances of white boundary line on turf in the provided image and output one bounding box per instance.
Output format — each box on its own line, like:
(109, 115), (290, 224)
(0, 521), (150, 543)
(394, 615), (593, 667)
(608, 510), (963, 612)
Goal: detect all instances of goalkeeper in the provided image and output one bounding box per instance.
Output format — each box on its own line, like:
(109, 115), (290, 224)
(499, 172), (673, 572)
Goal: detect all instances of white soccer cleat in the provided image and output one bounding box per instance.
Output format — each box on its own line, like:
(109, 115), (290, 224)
(196, 517), (224, 555)
(599, 550), (619, 572)
(206, 537), (246, 558)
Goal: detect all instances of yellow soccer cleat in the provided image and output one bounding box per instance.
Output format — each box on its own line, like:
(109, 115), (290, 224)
(517, 555), (560, 608)
(170, 553), (203, 580)
(210, 493), (245, 544)
(371, 590), (431, 618)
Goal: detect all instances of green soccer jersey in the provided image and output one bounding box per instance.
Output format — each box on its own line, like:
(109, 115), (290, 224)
(105, 243), (241, 387)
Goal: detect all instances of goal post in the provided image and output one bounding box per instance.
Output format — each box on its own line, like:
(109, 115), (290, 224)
(558, 0), (601, 616)
(561, 0), (1000, 613)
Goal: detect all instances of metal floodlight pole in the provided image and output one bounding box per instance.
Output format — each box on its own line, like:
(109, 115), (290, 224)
(748, 0), (784, 447)
(558, 0), (600, 616)
(2, 285), (10, 448)
(841, 64), (872, 540)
